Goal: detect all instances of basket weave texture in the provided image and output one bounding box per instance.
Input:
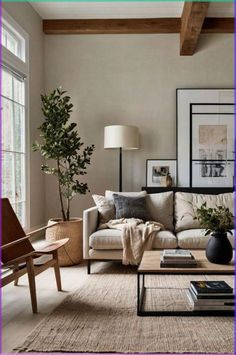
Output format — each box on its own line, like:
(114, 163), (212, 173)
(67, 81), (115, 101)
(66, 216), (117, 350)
(46, 218), (83, 266)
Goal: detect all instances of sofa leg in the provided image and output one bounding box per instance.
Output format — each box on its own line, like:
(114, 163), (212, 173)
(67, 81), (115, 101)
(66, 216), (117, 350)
(87, 260), (91, 274)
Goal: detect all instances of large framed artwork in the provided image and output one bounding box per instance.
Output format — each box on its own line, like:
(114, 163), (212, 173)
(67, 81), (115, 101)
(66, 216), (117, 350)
(177, 89), (234, 187)
(146, 159), (177, 187)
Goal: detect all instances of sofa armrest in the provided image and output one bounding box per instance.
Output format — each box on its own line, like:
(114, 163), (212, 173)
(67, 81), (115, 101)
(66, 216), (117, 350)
(83, 206), (98, 259)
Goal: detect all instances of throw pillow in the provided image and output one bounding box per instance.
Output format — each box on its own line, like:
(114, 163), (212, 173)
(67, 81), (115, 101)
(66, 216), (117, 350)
(113, 194), (150, 221)
(92, 194), (115, 224)
(145, 192), (174, 231)
(105, 190), (147, 200)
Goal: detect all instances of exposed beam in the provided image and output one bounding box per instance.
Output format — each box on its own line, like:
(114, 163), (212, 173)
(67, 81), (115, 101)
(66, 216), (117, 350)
(202, 17), (234, 33)
(43, 18), (180, 34)
(43, 17), (234, 36)
(180, 2), (210, 56)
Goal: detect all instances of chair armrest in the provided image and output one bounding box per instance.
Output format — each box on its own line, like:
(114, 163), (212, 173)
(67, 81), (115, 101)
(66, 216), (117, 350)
(34, 238), (69, 254)
(83, 206), (98, 259)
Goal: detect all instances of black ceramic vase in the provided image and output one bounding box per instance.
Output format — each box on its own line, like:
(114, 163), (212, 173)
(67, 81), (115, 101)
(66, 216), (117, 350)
(206, 232), (233, 264)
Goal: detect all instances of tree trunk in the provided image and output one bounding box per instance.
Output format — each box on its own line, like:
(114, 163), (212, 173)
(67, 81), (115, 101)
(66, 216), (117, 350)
(57, 160), (66, 221)
(66, 198), (70, 221)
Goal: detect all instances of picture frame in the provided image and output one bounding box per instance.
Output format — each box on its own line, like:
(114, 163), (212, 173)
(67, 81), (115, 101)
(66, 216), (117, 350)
(146, 159), (177, 187)
(190, 103), (234, 188)
(176, 88), (234, 187)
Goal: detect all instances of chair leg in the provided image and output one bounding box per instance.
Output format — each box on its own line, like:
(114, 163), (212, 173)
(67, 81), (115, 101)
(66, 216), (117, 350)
(53, 250), (62, 291)
(13, 266), (19, 286)
(87, 260), (91, 274)
(26, 256), (37, 314)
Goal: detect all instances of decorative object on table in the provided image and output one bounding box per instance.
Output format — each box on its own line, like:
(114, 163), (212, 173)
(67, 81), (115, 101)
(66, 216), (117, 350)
(196, 203), (233, 264)
(160, 249), (197, 268)
(187, 281), (234, 311)
(146, 159), (176, 187)
(104, 125), (139, 192)
(32, 88), (95, 265)
(176, 89), (234, 187)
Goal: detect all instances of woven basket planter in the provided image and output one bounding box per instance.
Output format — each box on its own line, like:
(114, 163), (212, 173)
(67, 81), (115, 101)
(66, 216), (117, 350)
(46, 218), (83, 266)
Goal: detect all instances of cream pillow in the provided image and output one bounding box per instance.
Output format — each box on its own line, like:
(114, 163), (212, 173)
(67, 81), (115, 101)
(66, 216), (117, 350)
(175, 192), (234, 232)
(92, 194), (115, 225)
(145, 192), (174, 231)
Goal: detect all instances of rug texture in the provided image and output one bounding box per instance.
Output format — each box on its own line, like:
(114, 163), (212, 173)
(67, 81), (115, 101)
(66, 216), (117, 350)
(15, 264), (233, 353)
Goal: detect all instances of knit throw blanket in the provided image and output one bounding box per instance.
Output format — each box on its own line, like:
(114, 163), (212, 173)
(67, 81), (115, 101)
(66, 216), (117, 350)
(100, 218), (164, 265)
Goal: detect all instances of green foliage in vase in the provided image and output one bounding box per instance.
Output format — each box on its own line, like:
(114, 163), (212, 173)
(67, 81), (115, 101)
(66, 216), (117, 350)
(195, 202), (233, 236)
(32, 88), (95, 221)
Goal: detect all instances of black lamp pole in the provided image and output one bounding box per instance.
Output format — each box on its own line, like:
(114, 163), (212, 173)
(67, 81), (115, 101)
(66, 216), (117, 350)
(119, 147), (122, 192)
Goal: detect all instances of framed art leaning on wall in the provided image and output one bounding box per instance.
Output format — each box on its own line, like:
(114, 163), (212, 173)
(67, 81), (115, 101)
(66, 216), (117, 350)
(146, 159), (177, 187)
(176, 89), (234, 187)
(190, 103), (234, 187)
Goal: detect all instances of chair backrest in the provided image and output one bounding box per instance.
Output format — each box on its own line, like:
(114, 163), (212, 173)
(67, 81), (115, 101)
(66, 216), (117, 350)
(2, 198), (34, 264)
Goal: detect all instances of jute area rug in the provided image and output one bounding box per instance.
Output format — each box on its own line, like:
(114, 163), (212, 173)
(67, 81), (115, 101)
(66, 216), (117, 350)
(16, 263), (233, 353)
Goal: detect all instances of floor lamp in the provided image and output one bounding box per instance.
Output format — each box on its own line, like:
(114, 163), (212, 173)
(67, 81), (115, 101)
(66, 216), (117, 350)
(104, 125), (139, 192)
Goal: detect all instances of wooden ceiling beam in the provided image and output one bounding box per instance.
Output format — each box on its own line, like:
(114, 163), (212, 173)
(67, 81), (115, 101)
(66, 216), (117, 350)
(43, 18), (180, 35)
(43, 17), (234, 36)
(180, 2), (210, 56)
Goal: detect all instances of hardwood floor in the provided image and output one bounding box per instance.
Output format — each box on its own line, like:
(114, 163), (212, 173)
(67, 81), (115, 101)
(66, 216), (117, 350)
(2, 260), (93, 352)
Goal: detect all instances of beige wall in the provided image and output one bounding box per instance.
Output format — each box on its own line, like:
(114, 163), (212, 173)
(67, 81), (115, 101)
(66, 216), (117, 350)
(3, 2), (45, 229)
(44, 33), (233, 219)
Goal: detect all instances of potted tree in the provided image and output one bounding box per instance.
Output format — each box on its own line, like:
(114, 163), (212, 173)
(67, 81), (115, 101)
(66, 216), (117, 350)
(196, 203), (233, 264)
(33, 88), (95, 265)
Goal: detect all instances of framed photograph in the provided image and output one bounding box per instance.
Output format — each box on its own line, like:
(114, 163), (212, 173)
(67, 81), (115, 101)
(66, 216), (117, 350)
(176, 88), (234, 187)
(191, 161), (234, 188)
(146, 160), (177, 187)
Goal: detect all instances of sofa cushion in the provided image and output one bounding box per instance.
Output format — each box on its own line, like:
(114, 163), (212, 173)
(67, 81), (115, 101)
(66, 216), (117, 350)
(146, 192), (174, 231)
(113, 194), (150, 221)
(105, 190), (147, 200)
(175, 192), (234, 232)
(177, 229), (234, 249)
(92, 194), (115, 224)
(89, 229), (177, 250)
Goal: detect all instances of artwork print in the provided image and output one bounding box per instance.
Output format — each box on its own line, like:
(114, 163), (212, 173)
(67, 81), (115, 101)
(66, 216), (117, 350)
(152, 165), (169, 183)
(199, 125), (227, 161)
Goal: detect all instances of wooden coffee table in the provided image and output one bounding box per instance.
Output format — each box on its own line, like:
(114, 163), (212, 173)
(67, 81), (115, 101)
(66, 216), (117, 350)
(137, 250), (234, 317)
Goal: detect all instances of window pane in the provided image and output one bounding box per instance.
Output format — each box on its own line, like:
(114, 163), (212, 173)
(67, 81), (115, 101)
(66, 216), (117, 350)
(13, 202), (25, 226)
(14, 103), (24, 152)
(2, 152), (14, 200)
(2, 27), (7, 48)
(15, 153), (25, 202)
(13, 76), (24, 105)
(2, 69), (13, 100)
(6, 31), (18, 56)
(2, 97), (13, 151)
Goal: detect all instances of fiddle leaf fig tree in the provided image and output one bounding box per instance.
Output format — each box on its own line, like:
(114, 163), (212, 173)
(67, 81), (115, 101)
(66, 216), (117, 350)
(32, 88), (95, 221)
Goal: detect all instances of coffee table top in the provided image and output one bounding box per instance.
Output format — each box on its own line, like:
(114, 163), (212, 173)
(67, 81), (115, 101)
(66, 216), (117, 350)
(138, 250), (234, 274)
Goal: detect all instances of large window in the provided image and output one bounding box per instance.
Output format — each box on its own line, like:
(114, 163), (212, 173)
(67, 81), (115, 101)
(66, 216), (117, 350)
(1, 11), (29, 228)
(2, 67), (26, 226)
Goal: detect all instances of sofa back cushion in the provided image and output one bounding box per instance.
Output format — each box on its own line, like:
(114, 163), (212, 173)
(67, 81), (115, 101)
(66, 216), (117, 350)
(175, 192), (234, 232)
(105, 190), (147, 200)
(146, 192), (174, 231)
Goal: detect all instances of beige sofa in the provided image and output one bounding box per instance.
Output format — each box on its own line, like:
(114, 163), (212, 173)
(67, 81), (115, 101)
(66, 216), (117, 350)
(83, 190), (234, 273)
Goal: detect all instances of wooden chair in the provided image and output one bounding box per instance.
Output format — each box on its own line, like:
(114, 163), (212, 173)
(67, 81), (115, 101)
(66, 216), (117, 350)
(1, 198), (69, 313)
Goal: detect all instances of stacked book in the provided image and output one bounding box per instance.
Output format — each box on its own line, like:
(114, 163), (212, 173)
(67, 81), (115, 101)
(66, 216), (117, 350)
(187, 281), (234, 311)
(160, 249), (197, 268)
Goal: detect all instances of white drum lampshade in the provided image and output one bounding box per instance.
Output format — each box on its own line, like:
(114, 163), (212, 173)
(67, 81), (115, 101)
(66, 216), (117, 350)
(104, 125), (140, 191)
(104, 125), (139, 150)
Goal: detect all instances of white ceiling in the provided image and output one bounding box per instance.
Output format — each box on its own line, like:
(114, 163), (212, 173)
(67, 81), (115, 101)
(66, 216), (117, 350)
(30, 2), (234, 20)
